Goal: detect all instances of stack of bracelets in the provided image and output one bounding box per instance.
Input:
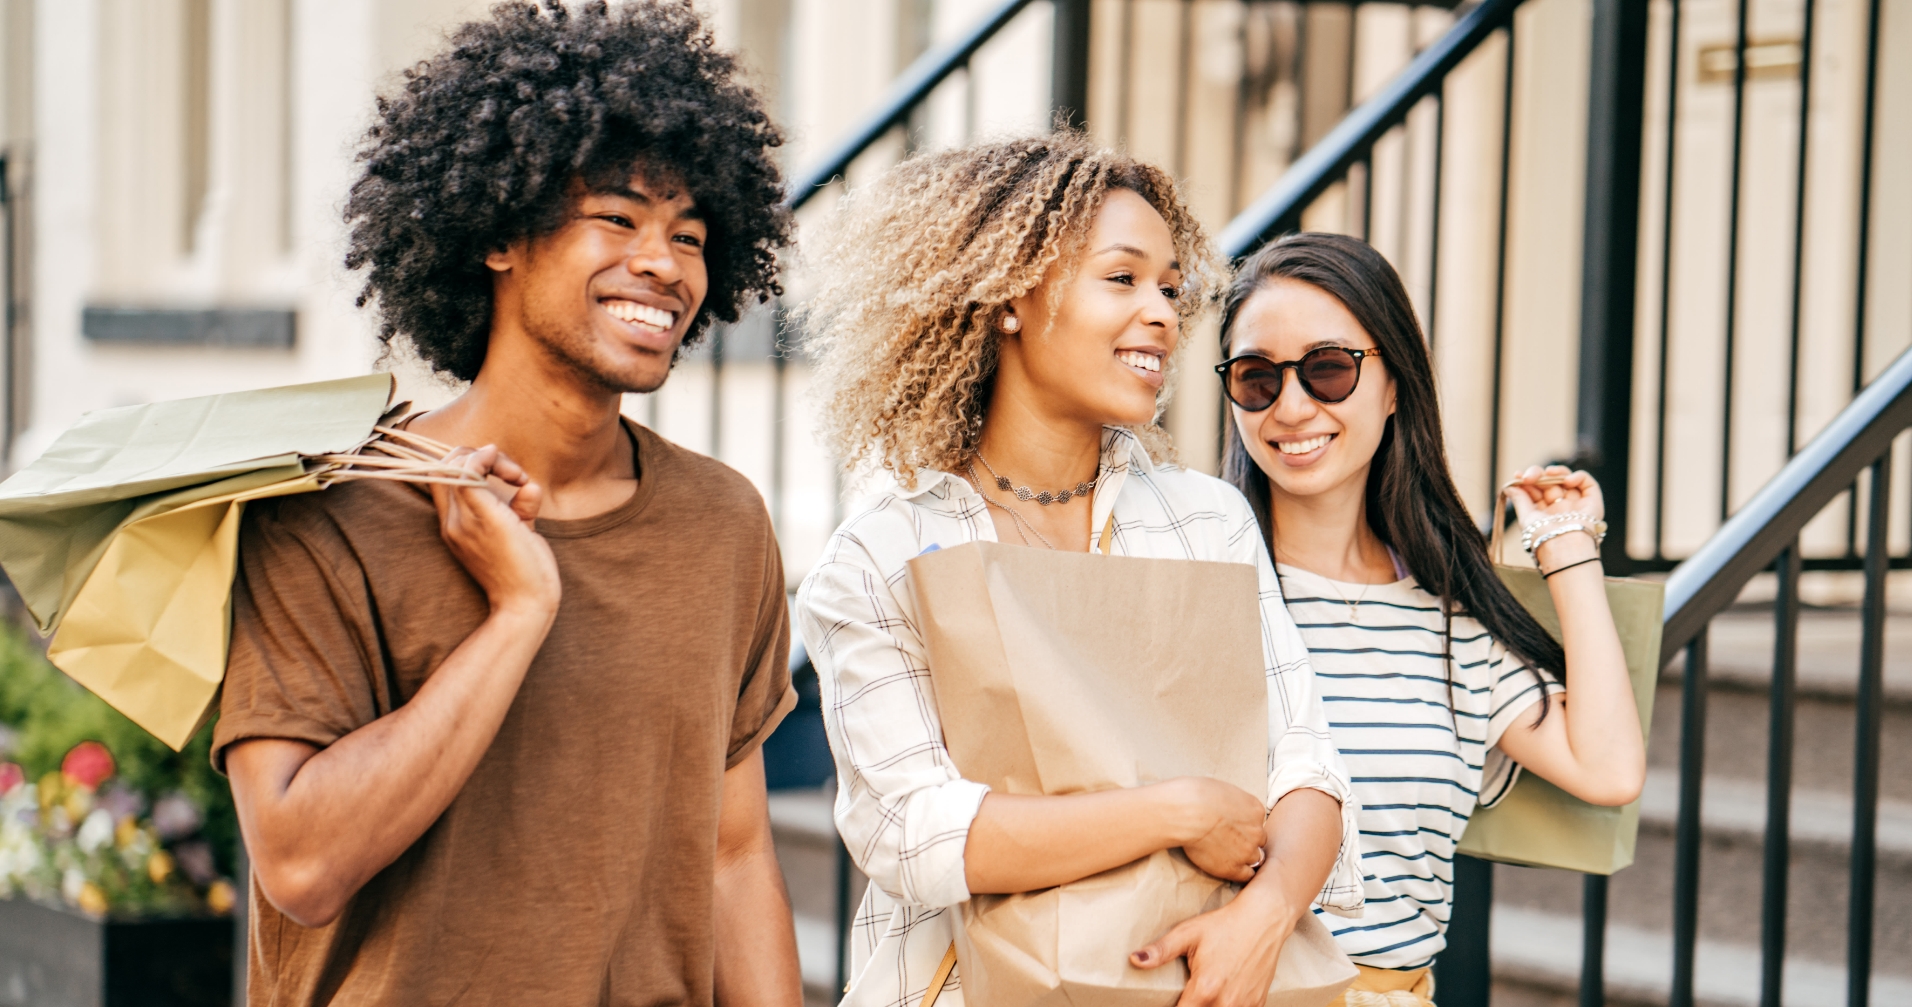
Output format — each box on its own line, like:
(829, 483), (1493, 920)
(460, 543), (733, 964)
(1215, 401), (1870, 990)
(1520, 511), (1609, 579)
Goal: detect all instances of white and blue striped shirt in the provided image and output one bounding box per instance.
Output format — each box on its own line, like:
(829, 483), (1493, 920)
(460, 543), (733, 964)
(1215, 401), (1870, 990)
(1277, 563), (1562, 970)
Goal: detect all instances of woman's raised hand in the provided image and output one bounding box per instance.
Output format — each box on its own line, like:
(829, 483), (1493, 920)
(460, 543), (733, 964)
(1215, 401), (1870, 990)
(1157, 777), (1268, 883)
(1506, 464), (1604, 525)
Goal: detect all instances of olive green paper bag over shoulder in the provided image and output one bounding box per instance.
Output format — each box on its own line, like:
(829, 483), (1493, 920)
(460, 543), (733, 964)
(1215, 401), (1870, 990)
(0, 374), (462, 750)
(906, 541), (1358, 1007)
(1454, 504), (1664, 875)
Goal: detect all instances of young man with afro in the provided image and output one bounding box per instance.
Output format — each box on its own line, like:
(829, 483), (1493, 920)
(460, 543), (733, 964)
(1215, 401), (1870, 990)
(213, 3), (802, 1003)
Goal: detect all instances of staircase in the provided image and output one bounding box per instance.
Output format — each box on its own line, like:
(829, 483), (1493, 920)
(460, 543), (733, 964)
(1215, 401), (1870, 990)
(1491, 596), (1912, 1006)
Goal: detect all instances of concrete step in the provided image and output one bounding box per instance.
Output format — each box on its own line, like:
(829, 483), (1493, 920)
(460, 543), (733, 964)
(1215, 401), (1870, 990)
(1689, 605), (1912, 704)
(1637, 767), (1912, 857)
(1489, 904), (1912, 1006)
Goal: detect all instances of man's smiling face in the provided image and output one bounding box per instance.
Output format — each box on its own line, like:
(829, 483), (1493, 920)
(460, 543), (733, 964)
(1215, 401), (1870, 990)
(491, 169), (710, 395)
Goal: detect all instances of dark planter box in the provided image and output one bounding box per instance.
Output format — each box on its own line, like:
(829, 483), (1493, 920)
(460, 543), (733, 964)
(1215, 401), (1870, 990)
(0, 898), (232, 1007)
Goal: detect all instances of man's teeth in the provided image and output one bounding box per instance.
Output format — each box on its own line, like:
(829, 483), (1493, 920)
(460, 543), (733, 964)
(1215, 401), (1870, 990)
(1277, 434), (1333, 455)
(1116, 350), (1161, 373)
(603, 300), (675, 329)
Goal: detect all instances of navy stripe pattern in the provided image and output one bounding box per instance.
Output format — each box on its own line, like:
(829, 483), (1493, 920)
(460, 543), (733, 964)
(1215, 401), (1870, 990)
(1280, 563), (1562, 970)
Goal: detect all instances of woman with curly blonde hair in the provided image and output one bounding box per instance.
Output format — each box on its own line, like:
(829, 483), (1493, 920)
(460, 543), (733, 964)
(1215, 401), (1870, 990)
(796, 133), (1364, 1007)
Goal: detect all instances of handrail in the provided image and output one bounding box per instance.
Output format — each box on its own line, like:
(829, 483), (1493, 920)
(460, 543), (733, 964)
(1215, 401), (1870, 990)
(1217, 0), (1522, 258)
(1659, 345), (1912, 663)
(782, 0), (1039, 212)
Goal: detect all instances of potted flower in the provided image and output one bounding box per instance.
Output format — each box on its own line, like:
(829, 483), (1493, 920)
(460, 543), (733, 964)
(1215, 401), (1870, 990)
(0, 621), (238, 1006)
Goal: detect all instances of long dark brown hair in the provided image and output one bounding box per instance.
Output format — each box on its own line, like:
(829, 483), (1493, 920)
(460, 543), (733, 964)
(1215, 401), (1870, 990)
(1219, 232), (1563, 708)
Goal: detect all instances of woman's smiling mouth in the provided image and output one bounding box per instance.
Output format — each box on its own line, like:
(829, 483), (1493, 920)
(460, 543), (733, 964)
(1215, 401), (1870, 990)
(1275, 433), (1335, 458)
(1116, 349), (1163, 384)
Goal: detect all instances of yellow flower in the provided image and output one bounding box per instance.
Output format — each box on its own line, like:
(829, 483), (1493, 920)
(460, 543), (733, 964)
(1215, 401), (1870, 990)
(36, 772), (61, 810)
(146, 850), (174, 884)
(114, 817), (139, 850)
(206, 880), (235, 915)
(77, 882), (107, 916)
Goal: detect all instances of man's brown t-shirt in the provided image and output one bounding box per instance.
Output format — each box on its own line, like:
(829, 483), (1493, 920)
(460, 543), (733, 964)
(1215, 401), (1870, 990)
(213, 421), (795, 1006)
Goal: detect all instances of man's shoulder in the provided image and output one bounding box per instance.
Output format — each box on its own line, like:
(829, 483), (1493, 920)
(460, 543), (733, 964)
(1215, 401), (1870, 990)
(635, 423), (771, 526)
(245, 477), (434, 544)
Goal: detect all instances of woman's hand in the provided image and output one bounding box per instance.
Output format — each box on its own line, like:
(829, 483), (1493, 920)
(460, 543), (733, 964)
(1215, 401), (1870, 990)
(1159, 777), (1268, 884)
(1130, 885), (1301, 1007)
(1506, 464), (1603, 571)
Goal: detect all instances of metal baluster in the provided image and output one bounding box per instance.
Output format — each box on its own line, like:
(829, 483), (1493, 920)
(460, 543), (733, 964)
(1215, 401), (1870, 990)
(1360, 154), (1373, 242)
(836, 837), (853, 993)
(1718, 0), (1749, 522)
(1486, 20), (1514, 509)
(1652, 0), (1681, 563)
(1849, 452), (1890, 1007)
(1848, 0), (1883, 557)
(1671, 628), (1709, 1007)
(1761, 544), (1802, 1007)
(1425, 85), (1445, 349)
(1783, 0), (1816, 458)
(1437, 854), (1494, 1007)
(1580, 873), (1608, 1007)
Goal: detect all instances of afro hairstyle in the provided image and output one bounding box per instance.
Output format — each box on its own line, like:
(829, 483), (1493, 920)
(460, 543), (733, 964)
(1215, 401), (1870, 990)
(343, 0), (790, 382)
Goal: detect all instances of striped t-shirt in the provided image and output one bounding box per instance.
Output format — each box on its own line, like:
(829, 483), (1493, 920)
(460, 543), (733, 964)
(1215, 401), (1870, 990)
(1278, 563), (1562, 970)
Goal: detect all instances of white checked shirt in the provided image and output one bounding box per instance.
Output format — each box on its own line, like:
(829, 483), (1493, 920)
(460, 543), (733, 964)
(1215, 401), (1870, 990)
(796, 427), (1365, 1007)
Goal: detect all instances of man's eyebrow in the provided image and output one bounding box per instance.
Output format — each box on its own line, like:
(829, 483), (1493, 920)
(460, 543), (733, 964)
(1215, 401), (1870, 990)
(589, 184), (702, 219)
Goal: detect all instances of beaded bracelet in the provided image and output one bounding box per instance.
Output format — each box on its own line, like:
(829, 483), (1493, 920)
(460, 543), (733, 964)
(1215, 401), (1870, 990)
(1528, 524), (1598, 556)
(1520, 510), (1599, 552)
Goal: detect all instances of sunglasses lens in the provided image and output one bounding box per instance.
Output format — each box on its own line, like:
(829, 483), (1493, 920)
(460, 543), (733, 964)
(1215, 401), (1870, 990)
(1299, 349), (1360, 402)
(1224, 358), (1283, 411)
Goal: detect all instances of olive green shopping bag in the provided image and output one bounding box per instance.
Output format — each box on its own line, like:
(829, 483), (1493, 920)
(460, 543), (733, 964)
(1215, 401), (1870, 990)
(1454, 487), (1663, 875)
(0, 374), (475, 748)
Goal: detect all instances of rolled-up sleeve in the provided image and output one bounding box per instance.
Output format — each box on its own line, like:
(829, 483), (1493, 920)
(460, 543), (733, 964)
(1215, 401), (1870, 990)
(1225, 496), (1366, 916)
(797, 504), (989, 910)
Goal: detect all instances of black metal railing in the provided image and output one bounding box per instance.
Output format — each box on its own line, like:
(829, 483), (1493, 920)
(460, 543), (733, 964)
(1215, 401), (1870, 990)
(1215, 0), (1901, 1002)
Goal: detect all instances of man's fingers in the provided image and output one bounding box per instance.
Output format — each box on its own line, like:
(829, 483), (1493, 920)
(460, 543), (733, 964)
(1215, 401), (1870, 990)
(508, 479), (545, 522)
(1132, 922), (1196, 970)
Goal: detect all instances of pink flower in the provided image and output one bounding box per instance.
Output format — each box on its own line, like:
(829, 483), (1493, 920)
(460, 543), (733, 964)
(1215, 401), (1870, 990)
(61, 742), (114, 791)
(0, 763), (22, 794)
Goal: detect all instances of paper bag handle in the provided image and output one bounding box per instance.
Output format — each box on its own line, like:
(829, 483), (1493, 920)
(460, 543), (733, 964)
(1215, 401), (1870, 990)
(1486, 474), (1569, 564)
(920, 941), (958, 1007)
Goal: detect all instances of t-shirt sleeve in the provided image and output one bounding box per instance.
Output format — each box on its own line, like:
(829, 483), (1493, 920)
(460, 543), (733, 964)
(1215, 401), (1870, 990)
(212, 498), (384, 773)
(725, 522), (796, 768)
(1479, 638), (1566, 808)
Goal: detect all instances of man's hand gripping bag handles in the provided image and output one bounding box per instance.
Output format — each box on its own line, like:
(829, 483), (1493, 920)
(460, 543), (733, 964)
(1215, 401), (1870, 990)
(906, 540), (1358, 1007)
(1456, 482), (1664, 874)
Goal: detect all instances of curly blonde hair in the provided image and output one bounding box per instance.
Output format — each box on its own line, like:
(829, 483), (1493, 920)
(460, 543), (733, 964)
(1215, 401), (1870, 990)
(798, 132), (1225, 485)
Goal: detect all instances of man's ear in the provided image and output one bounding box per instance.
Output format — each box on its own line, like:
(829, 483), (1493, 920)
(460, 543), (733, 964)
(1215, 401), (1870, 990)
(485, 246), (516, 273)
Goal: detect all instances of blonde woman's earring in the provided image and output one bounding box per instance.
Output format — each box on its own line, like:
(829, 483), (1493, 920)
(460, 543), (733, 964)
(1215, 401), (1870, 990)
(1001, 314), (1020, 333)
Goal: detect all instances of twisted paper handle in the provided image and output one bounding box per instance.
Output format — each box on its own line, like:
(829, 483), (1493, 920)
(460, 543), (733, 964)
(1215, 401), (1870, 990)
(310, 424), (489, 489)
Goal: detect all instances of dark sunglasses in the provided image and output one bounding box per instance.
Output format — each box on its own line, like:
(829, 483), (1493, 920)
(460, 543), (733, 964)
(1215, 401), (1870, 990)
(1214, 346), (1382, 411)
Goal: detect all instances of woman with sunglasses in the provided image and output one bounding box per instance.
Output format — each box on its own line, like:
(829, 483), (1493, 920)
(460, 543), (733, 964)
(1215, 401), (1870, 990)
(1215, 233), (1644, 1003)
(796, 137), (1364, 1007)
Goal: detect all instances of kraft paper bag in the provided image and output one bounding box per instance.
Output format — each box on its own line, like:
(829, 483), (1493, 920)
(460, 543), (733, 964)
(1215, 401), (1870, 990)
(1458, 491), (1664, 875)
(44, 471), (324, 749)
(0, 373), (471, 750)
(0, 373), (395, 634)
(908, 541), (1358, 1007)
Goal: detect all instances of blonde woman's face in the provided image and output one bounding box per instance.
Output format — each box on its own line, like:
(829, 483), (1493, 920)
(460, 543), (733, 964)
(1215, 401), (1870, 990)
(1000, 188), (1183, 428)
(1227, 278), (1396, 501)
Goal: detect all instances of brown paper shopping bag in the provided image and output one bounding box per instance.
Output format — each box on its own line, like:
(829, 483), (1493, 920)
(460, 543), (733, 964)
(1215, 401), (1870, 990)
(908, 541), (1357, 1007)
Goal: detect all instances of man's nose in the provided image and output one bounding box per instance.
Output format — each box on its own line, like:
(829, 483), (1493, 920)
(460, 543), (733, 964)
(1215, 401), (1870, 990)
(624, 228), (681, 283)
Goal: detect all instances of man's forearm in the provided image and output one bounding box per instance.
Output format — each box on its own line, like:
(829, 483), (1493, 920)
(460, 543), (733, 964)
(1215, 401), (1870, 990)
(713, 752), (803, 1007)
(228, 603), (553, 926)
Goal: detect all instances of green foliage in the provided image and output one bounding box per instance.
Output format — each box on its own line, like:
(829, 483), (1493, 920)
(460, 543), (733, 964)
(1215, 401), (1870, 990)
(0, 622), (236, 877)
